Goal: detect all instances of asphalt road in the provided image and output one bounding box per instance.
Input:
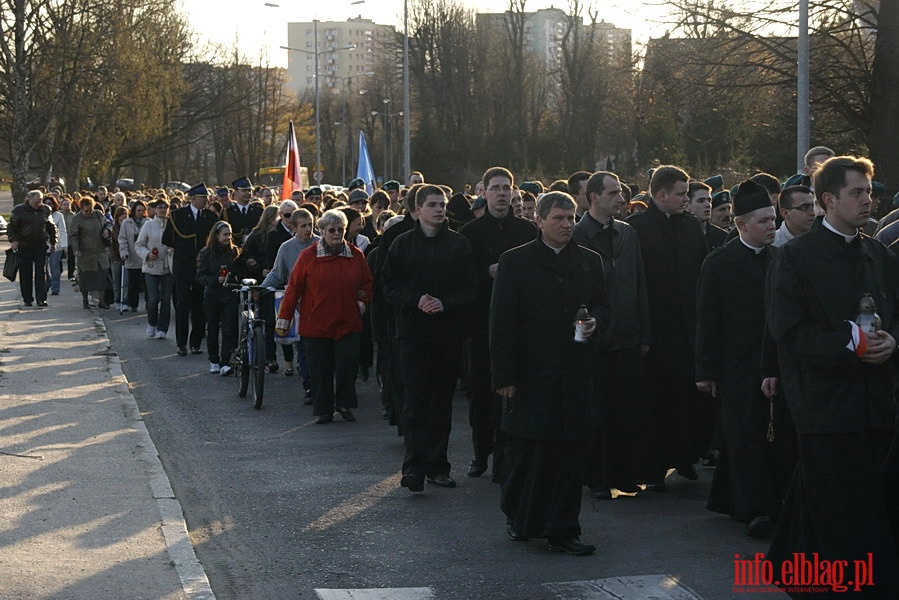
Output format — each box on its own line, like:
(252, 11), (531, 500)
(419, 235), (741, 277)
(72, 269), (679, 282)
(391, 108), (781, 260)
(100, 306), (775, 600)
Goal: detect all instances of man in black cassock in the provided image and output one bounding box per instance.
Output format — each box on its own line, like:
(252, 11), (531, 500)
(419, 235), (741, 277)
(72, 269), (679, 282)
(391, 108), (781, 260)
(626, 165), (710, 489)
(695, 180), (788, 538)
(490, 192), (608, 556)
(766, 156), (899, 598)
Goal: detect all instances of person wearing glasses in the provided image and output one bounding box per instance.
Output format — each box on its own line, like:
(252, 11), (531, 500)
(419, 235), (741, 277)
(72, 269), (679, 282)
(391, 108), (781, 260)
(459, 167), (538, 482)
(276, 209), (373, 424)
(773, 185), (816, 247)
(257, 200), (298, 374)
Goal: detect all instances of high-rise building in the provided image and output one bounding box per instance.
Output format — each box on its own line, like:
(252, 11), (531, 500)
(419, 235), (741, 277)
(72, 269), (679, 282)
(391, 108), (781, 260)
(475, 8), (631, 71)
(285, 17), (396, 94)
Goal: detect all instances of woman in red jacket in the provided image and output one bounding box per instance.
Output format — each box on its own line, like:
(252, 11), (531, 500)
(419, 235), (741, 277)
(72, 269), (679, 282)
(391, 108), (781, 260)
(276, 209), (373, 424)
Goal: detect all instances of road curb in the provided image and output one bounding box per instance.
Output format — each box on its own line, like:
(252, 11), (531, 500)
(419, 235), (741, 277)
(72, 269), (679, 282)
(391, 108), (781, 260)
(103, 318), (217, 600)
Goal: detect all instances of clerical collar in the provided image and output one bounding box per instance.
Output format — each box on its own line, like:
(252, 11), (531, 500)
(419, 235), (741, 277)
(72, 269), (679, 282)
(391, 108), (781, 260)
(822, 217), (858, 244)
(738, 237), (765, 254)
(541, 239), (564, 254)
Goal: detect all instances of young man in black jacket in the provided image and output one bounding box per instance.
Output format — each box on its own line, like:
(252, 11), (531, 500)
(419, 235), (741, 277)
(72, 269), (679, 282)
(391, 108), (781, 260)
(382, 185), (477, 492)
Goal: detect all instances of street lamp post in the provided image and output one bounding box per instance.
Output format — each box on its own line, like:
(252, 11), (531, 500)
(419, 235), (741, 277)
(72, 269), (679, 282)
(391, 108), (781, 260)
(403, 0), (411, 180)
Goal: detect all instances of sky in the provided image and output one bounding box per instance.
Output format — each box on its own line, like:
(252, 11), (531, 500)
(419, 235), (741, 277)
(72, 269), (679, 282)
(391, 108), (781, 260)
(179, 0), (674, 68)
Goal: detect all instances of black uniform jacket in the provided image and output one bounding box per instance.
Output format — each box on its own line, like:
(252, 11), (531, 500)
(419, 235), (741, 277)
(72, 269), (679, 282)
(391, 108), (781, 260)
(161, 205), (218, 280)
(224, 202), (263, 243)
(489, 237), (610, 442)
(766, 224), (899, 434)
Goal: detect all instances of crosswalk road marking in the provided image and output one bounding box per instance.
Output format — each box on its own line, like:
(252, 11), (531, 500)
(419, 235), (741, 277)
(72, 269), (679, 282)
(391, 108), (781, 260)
(544, 575), (703, 599)
(315, 588), (435, 600)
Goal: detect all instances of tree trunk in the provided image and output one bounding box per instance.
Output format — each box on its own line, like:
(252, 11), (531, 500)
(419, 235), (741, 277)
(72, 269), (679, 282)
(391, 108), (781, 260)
(869, 2), (899, 189)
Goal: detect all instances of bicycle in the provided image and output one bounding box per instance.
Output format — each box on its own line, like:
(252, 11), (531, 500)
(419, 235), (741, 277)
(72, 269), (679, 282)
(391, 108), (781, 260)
(228, 279), (267, 409)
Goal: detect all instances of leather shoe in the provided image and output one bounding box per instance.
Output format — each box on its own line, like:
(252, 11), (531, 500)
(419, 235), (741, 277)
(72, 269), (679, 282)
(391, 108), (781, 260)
(335, 407), (356, 422)
(426, 474), (456, 488)
(746, 516), (773, 539)
(176, 347), (188, 356)
(316, 414), (333, 424)
(506, 521), (529, 542)
(616, 484), (641, 494)
(676, 464), (699, 481)
(467, 458), (488, 478)
(400, 473), (424, 492)
(303, 391), (313, 405)
(548, 538), (596, 556)
(190, 347), (203, 355)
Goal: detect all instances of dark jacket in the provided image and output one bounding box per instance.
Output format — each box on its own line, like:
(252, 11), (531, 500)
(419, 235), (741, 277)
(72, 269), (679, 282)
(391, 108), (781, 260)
(705, 222), (728, 252)
(196, 243), (245, 302)
(224, 202), (263, 244)
(573, 213), (650, 350)
(489, 237), (609, 441)
(766, 224), (899, 434)
(381, 221), (477, 342)
(265, 223), (293, 270)
(161, 205), (218, 281)
(459, 210), (538, 336)
(241, 230), (271, 281)
(696, 238), (774, 441)
(9, 202), (58, 248)
(626, 201), (708, 375)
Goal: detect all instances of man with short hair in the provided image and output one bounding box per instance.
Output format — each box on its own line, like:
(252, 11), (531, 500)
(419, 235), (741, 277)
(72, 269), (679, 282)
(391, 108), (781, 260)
(381, 180), (401, 213)
(567, 171), (591, 220)
(382, 185), (477, 492)
(460, 167), (538, 481)
(162, 182), (218, 356)
(408, 171), (424, 186)
(627, 165), (709, 490)
(8, 190), (58, 307)
(520, 191), (537, 221)
(305, 186), (323, 209)
(766, 156), (899, 590)
(709, 190), (734, 230)
(491, 191), (608, 555)
(773, 185), (816, 247)
(686, 180), (727, 251)
(573, 171), (651, 499)
(696, 179), (785, 538)
(225, 176), (262, 245)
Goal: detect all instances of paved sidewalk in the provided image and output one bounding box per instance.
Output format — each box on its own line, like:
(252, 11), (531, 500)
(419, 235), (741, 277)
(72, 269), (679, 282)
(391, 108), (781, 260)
(0, 249), (214, 600)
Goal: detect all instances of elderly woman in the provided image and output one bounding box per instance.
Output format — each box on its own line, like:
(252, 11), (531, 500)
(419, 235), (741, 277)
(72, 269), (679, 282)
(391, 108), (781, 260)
(276, 209), (373, 424)
(69, 197), (112, 309)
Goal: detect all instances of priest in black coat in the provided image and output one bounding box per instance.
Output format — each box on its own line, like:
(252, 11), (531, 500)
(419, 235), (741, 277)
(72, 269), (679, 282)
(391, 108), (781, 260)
(695, 180), (788, 538)
(490, 192), (609, 556)
(765, 156), (899, 597)
(626, 166), (710, 489)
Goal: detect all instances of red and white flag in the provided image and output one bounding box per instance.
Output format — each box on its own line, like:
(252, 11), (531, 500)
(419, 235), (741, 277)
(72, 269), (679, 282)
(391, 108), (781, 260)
(281, 120), (302, 200)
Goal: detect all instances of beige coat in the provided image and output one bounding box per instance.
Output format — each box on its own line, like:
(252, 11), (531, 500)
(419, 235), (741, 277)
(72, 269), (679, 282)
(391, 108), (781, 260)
(69, 210), (111, 272)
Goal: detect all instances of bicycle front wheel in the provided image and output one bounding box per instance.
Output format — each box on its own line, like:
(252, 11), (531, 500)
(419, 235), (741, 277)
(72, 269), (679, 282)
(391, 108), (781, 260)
(252, 325), (266, 409)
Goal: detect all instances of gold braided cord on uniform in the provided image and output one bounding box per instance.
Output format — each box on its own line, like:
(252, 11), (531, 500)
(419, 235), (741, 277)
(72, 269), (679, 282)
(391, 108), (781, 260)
(167, 212), (196, 240)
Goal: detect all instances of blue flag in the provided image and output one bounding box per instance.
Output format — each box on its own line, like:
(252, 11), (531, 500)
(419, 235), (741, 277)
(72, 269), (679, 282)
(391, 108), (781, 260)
(357, 131), (376, 196)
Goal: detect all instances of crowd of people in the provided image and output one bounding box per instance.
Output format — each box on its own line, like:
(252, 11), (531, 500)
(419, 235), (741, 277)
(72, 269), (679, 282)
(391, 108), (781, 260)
(8, 149), (898, 594)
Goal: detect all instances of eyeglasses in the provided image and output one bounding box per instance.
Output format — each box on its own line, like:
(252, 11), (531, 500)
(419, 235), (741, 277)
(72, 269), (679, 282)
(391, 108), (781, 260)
(281, 212), (292, 219)
(487, 185), (512, 192)
(788, 203), (815, 212)
(326, 226), (345, 233)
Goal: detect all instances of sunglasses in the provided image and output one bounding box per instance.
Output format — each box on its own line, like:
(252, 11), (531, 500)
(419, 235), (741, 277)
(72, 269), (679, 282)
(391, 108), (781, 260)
(281, 212), (292, 219)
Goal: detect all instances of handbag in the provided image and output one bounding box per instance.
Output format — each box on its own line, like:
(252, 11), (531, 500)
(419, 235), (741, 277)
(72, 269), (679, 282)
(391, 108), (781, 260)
(273, 289), (301, 344)
(4, 248), (18, 282)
